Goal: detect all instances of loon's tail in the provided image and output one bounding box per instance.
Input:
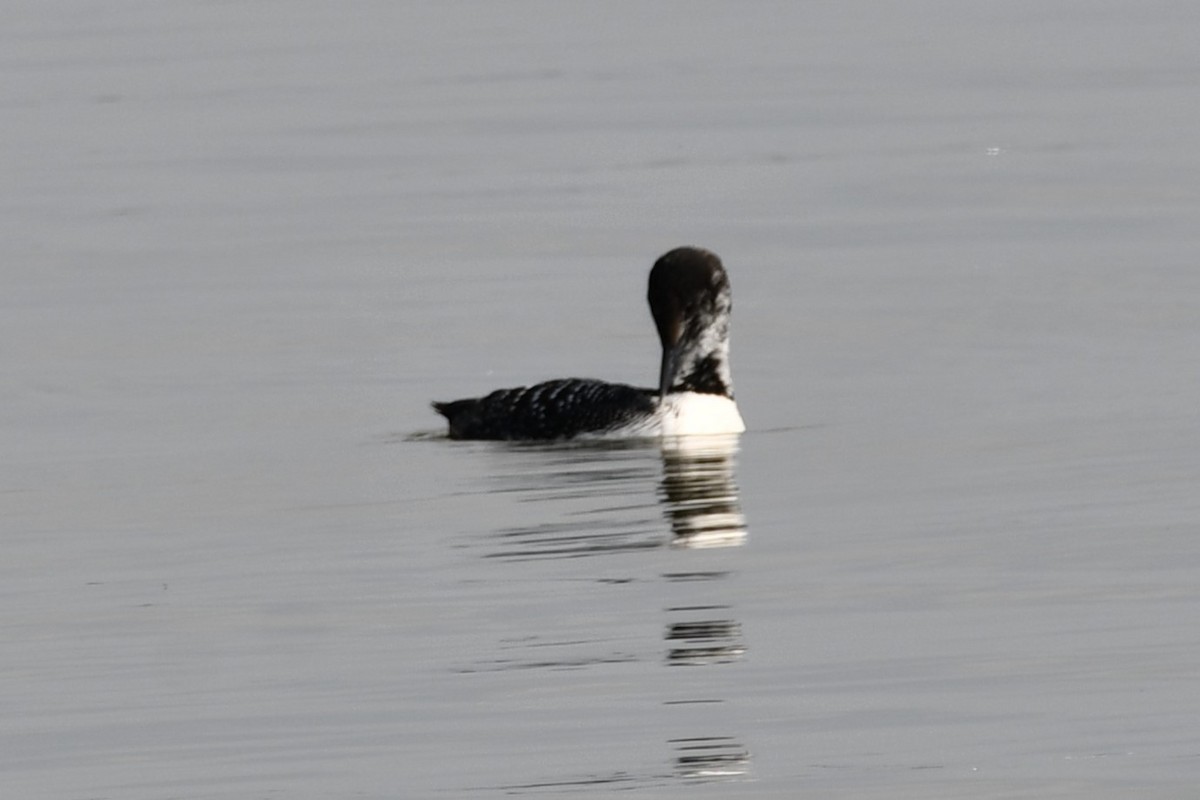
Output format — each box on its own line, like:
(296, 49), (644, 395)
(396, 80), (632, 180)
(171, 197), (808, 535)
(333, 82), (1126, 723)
(431, 399), (482, 440)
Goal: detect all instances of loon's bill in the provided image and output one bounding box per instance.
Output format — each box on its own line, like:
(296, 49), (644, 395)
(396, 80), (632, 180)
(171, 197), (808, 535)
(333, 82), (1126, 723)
(432, 247), (745, 441)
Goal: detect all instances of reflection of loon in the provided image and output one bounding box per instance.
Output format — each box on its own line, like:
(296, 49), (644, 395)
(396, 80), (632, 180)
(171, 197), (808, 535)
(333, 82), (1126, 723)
(432, 247), (745, 440)
(660, 435), (748, 549)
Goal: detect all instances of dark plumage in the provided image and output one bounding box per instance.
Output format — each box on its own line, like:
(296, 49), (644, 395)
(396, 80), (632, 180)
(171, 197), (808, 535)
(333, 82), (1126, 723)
(432, 378), (656, 440)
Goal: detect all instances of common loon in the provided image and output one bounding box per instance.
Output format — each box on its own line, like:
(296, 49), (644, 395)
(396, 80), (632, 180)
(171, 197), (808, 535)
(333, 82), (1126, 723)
(432, 247), (745, 440)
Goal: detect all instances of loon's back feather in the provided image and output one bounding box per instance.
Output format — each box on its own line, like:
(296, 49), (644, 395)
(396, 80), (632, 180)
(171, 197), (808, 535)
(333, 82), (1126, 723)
(433, 378), (657, 440)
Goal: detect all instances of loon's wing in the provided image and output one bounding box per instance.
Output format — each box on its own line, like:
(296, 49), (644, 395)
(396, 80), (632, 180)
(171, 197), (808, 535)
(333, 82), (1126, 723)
(432, 378), (656, 440)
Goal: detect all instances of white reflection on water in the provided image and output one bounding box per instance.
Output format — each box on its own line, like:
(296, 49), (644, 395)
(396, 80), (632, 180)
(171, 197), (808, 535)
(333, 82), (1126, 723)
(453, 435), (752, 790)
(481, 435), (748, 559)
(661, 435), (748, 549)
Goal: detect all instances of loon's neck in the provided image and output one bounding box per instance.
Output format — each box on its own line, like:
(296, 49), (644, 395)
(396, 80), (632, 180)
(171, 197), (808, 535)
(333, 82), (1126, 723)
(661, 333), (735, 398)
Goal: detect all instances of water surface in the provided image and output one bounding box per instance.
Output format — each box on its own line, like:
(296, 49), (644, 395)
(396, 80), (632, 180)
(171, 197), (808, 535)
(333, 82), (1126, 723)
(4, 1), (1200, 797)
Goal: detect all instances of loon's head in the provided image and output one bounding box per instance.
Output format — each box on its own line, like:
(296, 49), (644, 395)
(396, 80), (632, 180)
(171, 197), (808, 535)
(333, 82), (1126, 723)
(648, 247), (735, 399)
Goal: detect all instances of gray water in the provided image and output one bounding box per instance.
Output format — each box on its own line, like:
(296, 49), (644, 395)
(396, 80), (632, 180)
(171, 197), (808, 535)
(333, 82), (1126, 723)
(4, 1), (1200, 797)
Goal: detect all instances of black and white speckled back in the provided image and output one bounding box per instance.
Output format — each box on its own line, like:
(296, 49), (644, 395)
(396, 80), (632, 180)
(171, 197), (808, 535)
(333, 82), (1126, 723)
(433, 378), (657, 440)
